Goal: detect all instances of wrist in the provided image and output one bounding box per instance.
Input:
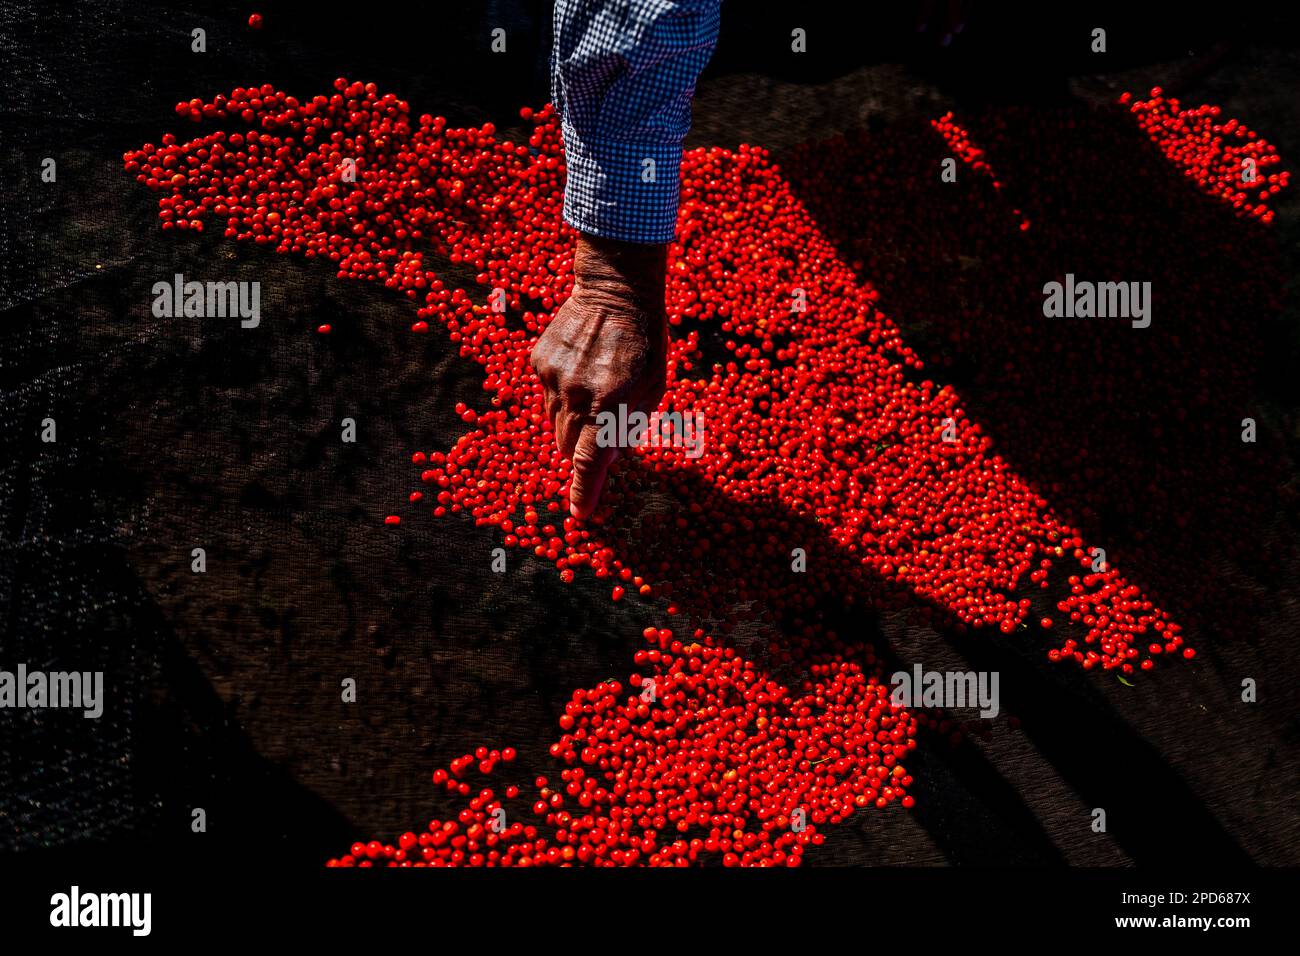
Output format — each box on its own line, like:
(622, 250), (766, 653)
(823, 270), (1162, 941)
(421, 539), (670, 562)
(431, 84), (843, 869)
(573, 234), (668, 318)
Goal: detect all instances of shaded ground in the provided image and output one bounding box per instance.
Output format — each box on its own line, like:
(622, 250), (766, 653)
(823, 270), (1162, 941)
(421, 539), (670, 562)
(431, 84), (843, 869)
(2, 1), (1298, 867)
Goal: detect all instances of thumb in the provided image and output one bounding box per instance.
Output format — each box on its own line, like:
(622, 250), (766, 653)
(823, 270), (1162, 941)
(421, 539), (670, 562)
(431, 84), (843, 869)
(568, 422), (620, 520)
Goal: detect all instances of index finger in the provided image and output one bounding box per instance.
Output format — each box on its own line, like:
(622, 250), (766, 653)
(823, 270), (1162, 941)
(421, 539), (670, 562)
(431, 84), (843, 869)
(567, 420), (621, 520)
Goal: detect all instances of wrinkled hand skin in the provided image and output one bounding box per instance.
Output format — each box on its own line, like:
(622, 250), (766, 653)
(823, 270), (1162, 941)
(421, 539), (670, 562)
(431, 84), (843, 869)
(530, 233), (669, 520)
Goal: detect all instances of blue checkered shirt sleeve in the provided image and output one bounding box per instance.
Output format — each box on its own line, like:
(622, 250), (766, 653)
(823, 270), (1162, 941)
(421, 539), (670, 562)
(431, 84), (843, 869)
(552, 0), (721, 244)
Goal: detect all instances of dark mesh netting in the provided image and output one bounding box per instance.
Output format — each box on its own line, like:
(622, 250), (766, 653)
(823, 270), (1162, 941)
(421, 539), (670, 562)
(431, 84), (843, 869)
(2, 0), (1298, 869)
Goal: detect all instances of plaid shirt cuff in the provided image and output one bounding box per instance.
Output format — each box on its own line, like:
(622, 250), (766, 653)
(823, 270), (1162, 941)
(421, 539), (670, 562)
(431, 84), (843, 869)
(561, 121), (682, 245)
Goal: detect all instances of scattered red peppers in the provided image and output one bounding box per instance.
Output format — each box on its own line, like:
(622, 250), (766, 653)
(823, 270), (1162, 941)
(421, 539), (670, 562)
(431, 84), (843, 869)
(123, 81), (1287, 866)
(1123, 89), (1287, 224)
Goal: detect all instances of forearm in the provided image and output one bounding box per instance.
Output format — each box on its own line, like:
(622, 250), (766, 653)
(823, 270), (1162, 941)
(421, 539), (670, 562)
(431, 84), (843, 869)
(552, 0), (721, 244)
(538, 0), (718, 519)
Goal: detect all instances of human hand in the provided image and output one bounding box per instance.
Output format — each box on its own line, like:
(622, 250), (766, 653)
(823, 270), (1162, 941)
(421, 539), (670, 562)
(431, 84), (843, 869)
(530, 234), (669, 519)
